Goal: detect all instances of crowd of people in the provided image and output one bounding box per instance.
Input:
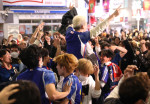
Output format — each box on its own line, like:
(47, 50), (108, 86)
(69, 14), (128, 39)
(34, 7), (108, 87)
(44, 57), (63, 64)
(0, 4), (150, 104)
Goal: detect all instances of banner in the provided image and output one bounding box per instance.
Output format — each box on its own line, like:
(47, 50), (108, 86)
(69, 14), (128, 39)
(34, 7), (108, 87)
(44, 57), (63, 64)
(125, 17), (128, 22)
(25, 25), (33, 34)
(90, 15), (96, 24)
(143, 0), (150, 10)
(88, 0), (96, 13)
(3, 0), (67, 7)
(19, 25), (25, 34)
(120, 17), (123, 22)
(8, 24), (19, 39)
(109, 0), (124, 9)
(103, 0), (109, 12)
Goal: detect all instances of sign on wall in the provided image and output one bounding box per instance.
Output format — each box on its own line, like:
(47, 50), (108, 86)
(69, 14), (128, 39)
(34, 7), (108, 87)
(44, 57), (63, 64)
(3, 0), (67, 7)
(7, 24), (19, 39)
(143, 0), (150, 10)
(19, 25), (25, 34)
(25, 25), (33, 34)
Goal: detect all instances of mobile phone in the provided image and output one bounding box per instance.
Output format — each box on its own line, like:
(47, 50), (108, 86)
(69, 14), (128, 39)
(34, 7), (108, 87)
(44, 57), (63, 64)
(82, 84), (89, 95)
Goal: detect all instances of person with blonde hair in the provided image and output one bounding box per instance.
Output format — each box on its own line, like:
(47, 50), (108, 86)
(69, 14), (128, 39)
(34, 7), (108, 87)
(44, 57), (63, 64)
(17, 45), (72, 104)
(76, 58), (101, 104)
(54, 53), (82, 104)
(66, 6), (121, 59)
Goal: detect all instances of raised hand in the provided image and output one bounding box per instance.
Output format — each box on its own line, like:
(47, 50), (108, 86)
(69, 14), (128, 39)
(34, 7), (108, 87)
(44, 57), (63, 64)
(113, 5), (121, 17)
(37, 31), (44, 40)
(94, 64), (99, 77)
(63, 81), (72, 93)
(69, 2), (74, 10)
(53, 38), (60, 48)
(108, 5), (121, 21)
(140, 39), (146, 45)
(124, 65), (138, 79)
(38, 22), (45, 31)
(8, 35), (13, 42)
(0, 84), (19, 104)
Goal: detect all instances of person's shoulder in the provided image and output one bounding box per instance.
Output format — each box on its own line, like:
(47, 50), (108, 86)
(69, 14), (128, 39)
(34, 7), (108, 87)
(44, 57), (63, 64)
(17, 69), (29, 77)
(71, 74), (79, 80)
(72, 74), (82, 85)
(88, 75), (94, 81)
(38, 68), (54, 74)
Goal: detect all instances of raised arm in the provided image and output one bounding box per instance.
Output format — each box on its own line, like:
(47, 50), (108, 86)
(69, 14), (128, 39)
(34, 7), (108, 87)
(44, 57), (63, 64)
(53, 37), (61, 56)
(29, 22), (44, 44)
(109, 45), (128, 58)
(90, 6), (121, 38)
(140, 40), (147, 53)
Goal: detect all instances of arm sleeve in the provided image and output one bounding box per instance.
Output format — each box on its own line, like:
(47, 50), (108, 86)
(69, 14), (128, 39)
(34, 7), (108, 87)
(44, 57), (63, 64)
(123, 40), (134, 60)
(67, 82), (76, 100)
(43, 71), (56, 85)
(33, 39), (40, 45)
(105, 86), (119, 99)
(90, 19), (109, 38)
(79, 31), (91, 44)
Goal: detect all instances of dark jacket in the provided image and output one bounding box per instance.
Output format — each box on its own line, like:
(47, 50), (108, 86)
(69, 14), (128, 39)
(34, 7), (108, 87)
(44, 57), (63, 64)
(58, 7), (77, 35)
(44, 40), (57, 58)
(120, 39), (134, 73)
(136, 50), (150, 72)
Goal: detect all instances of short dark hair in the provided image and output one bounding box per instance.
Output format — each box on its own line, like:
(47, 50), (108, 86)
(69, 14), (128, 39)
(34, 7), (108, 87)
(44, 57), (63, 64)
(114, 37), (120, 41)
(19, 44), (41, 69)
(0, 49), (7, 58)
(10, 44), (19, 50)
(99, 49), (114, 59)
(45, 31), (49, 35)
(9, 80), (41, 104)
(41, 48), (49, 60)
(101, 42), (110, 50)
(119, 76), (149, 104)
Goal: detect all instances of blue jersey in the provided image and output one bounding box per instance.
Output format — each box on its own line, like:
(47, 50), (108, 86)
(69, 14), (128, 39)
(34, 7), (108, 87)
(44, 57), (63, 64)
(17, 67), (55, 104)
(0, 65), (18, 84)
(62, 74), (82, 104)
(99, 62), (122, 99)
(111, 53), (122, 65)
(66, 27), (90, 59)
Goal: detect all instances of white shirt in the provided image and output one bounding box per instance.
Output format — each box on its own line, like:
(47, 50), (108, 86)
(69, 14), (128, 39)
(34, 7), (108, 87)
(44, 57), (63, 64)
(80, 75), (101, 104)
